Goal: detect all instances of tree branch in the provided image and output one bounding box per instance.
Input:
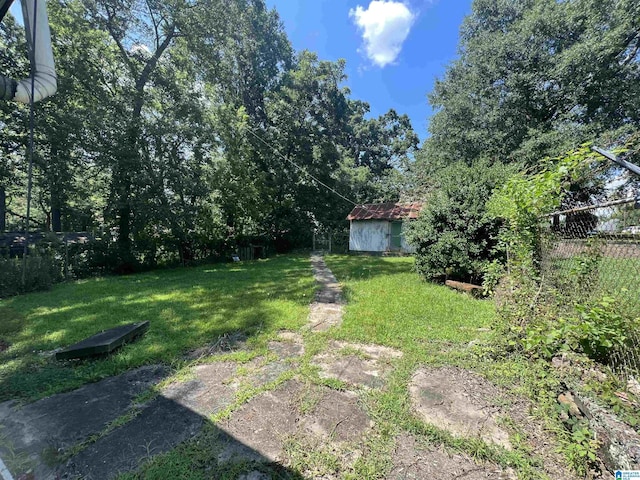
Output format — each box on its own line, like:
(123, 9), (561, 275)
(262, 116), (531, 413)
(103, 6), (138, 79)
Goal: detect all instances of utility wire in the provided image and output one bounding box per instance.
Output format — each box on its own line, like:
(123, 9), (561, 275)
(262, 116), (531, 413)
(22, 0), (38, 287)
(246, 127), (359, 207)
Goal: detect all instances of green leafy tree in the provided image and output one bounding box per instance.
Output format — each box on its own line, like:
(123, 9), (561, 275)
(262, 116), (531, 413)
(0, 15), (29, 231)
(407, 160), (514, 283)
(421, 0), (640, 171)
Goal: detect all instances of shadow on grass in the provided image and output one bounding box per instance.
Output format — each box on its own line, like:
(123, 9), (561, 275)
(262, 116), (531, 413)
(66, 396), (307, 480)
(0, 255), (314, 402)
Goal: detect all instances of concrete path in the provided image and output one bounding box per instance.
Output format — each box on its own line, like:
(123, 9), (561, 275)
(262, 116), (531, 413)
(307, 253), (344, 332)
(0, 254), (349, 479)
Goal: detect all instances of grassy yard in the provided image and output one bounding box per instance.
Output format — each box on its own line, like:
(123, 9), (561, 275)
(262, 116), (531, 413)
(0, 255), (314, 402)
(123, 255), (527, 480)
(544, 255), (640, 317)
(2, 254), (577, 479)
(320, 255), (575, 478)
(324, 255), (495, 348)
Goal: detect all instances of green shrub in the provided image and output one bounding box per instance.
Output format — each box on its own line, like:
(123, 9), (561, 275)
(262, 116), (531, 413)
(0, 255), (62, 298)
(573, 297), (631, 364)
(522, 295), (634, 364)
(407, 159), (514, 283)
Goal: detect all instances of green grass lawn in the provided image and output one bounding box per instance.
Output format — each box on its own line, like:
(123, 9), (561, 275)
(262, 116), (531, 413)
(324, 255), (495, 350)
(121, 255), (518, 480)
(321, 255), (577, 479)
(0, 255), (314, 402)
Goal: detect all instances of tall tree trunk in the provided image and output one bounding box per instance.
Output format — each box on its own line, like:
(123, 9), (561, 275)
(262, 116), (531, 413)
(0, 186), (5, 232)
(111, 25), (176, 273)
(115, 142), (135, 271)
(50, 144), (63, 232)
(51, 204), (62, 232)
(114, 96), (143, 272)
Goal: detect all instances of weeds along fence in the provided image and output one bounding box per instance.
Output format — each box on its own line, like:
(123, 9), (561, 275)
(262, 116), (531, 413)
(540, 195), (640, 379)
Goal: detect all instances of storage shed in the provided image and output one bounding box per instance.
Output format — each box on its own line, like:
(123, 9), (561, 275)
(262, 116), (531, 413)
(346, 202), (422, 253)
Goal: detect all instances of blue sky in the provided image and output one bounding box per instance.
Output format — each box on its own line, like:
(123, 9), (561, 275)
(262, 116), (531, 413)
(9, 0), (471, 141)
(264, 0), (473, 142)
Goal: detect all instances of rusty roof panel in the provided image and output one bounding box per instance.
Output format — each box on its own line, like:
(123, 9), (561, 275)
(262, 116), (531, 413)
(346, 202), (423, 221)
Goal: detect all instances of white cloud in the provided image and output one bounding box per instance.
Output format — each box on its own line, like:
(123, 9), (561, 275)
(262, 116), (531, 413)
(349, 1), (416, 68)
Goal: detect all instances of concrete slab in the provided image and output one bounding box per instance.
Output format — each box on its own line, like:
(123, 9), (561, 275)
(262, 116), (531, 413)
(56, 321), (149, 360)
(314, 354), (387, 389)
(238, 470), (271, 480)
(268, 333), (304, 359)
(310, 255), (343, 304)
(247, 360), (293, 389)
(0, 365), (168, 479)
(219, 379), (373, 466)
(387, 433), (516, 480)
(302, 388), (372, 442)
(312, 341), (401, 389)
(219, 380), (303, 463)
(60, 395), (204, 479)
(162, 362), (238, 416)
(307, 303), (343, 332)
(329, 340), (403, 360)
(409, 367), (511, 449)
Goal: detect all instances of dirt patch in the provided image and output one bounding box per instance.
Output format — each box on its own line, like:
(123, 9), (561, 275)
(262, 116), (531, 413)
(0, 339), (9, 352)
(388, 433), (516, 480)
(219, 379), (372, 465)
(312, 341), (401, 389)
(410, 367), (511, 449)
(409, 366), (577, 479)
(163, 362), (239, 416)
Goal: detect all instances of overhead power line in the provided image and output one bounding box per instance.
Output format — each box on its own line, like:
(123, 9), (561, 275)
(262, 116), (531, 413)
(246, 127), (359, 207)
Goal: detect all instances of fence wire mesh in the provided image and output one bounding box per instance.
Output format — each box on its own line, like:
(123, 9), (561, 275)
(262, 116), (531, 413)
(312, 229), (349, 253)
(541, 192), (640, 380)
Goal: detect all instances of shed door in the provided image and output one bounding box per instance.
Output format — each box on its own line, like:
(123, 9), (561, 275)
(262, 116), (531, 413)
(390, 221), (402, 250)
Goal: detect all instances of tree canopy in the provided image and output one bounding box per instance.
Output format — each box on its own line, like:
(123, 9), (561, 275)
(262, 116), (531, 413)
(419, 0), (640, 173)
(0, 0), (418, 269)
(411, 0), (640, 283)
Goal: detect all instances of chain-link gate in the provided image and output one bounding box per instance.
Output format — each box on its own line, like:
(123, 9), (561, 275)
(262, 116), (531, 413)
(312, 229), (349, 253)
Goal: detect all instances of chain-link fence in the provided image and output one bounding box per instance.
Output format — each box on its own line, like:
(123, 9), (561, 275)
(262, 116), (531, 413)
(312, 229), (349, 253)
(541, 194), (640, 379)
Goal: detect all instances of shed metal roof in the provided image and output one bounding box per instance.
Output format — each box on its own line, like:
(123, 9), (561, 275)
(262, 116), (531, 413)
(347, 202), (422, 221)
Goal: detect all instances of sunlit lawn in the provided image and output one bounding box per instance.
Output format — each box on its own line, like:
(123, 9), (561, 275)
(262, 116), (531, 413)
(0, 255), (314, 402)
(119, 256), (507, 480)
(324, 254), (496, 351)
